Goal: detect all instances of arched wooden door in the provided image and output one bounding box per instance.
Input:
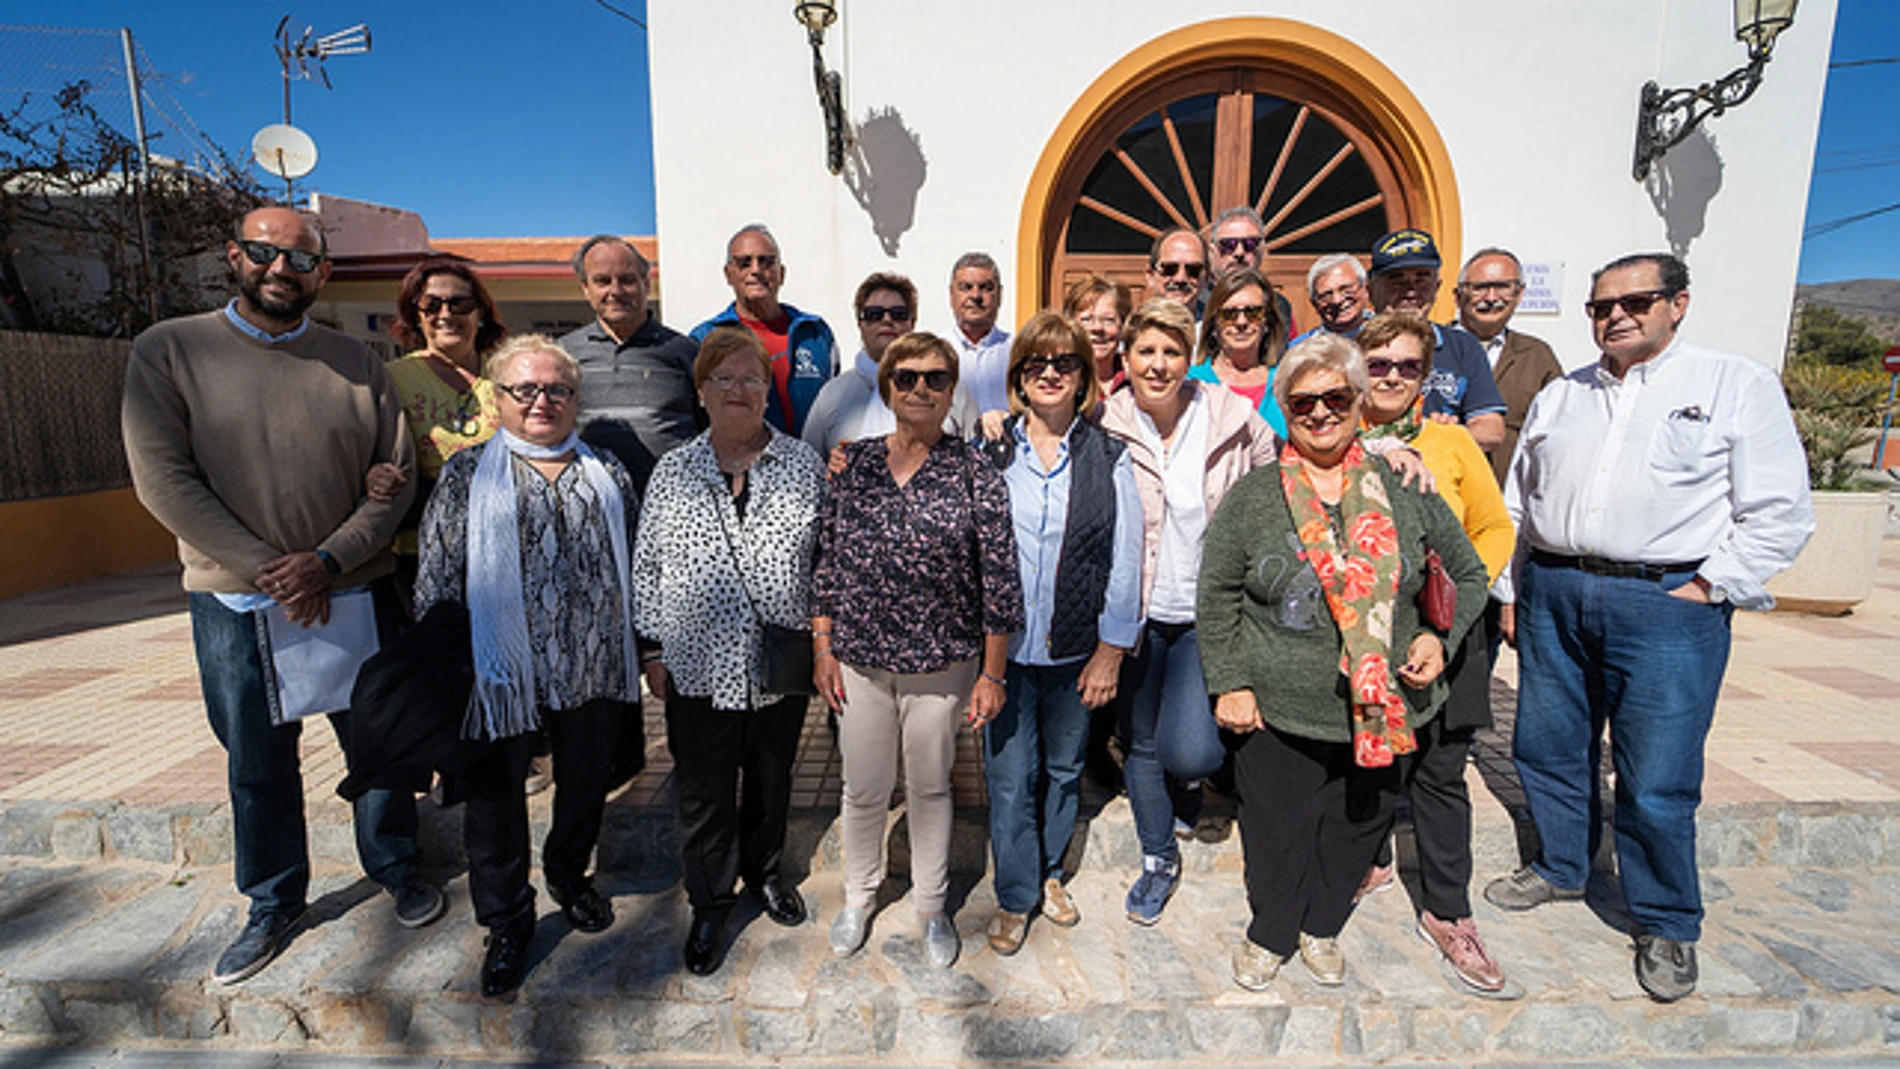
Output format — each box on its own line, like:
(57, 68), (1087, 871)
(1045, 67), (1424, 320)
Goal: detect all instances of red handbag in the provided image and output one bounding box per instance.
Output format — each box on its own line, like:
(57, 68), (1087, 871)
(1420, 548), (1456, 632)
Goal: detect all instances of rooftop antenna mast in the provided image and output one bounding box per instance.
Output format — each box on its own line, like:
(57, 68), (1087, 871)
(273, 16), (371, 126)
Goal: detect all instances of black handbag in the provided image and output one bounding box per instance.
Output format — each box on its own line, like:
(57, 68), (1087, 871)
(712, 479), (818, 697)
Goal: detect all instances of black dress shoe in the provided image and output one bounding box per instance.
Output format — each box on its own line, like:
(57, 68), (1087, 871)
(683, 915), (723, 976)
(547, 880), (613, 933)
(481, 912), (536, 997)
(755, 877), (807, 927)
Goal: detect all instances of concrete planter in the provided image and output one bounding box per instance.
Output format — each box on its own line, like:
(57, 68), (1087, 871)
(1767, 488), (1889, 615)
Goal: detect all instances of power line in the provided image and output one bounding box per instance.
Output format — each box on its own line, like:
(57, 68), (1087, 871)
(1830, 56), (1900, 68)
(591, 0), (646, 30)
(1805, 200), (1900, 239)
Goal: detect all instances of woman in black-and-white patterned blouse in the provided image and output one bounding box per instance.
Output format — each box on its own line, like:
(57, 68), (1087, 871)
(631, 325), (826, 976)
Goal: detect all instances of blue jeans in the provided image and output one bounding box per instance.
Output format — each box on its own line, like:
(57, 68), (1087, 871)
(1120, 622), (1226, 863)
(984, 660), (1091, 914)
(189, 592), (418, 920)
(1512, 558), (1731, 942)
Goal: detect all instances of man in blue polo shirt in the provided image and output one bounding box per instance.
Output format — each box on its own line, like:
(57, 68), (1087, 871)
(1365, 229), (1506, 449)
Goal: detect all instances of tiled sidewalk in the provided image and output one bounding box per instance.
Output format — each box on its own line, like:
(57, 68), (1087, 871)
(2, 545), (1897, 816)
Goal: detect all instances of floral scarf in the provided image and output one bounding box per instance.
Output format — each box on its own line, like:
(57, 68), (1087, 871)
(1360, 397), (1425, 444)
(1279, 439), (1414, 768)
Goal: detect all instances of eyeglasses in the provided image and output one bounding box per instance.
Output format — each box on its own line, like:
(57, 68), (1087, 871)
(1021, 352), (1083, 377)
(730, 253), (779, 270)
(497, 382), (576, 405)
(1313, 280), (1364, 305)
(1458, 280), (1522, 296)
(1215, 236), (1262, 256)
(1077, 314), (1120, 330)
(1151, 261), (1205, 280)
(237, 240), (323, 274)
(706, 373), (769, 392)
(1285, 386), (1358, 417)
(416, 294), (480, 316)
(1584, 290), (1672, 321)
(1216, 304), (1268, 326)
(1365, 357), (1425, 380)
(858, 305), (912, 323)
(891, 368), (954, 393)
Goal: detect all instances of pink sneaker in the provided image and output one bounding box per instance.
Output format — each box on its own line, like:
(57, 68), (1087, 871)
(1417, 911), (1505, 992)
(1353, 861), (1395, 903)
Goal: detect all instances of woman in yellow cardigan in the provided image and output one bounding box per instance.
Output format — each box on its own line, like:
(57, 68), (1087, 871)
(1358, 312), (1516, 995)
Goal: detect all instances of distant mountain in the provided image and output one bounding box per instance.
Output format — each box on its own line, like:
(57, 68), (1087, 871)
(1795, 280), (1900, 344)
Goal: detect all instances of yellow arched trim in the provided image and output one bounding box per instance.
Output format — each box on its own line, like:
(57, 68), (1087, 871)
(1016, 17), (1462, 323)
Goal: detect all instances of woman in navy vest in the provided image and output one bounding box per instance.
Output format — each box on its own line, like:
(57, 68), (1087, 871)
(979, 312), (1143, 955)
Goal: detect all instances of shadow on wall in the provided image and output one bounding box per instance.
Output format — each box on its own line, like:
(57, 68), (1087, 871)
(1643, 127), (1724, 258)
(844, 107), (928, 257)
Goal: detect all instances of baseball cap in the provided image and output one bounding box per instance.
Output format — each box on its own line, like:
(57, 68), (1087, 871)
(1370, 229), (1441, 274)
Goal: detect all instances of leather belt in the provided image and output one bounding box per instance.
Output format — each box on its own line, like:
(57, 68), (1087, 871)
(1529, 549), (1702, 583)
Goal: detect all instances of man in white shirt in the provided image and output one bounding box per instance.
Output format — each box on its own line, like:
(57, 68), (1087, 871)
(1485, 252), (1814, 1003)
(949, 252), (1011, 415)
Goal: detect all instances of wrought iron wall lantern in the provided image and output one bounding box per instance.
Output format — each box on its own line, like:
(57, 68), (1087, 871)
(1633, 0), (1798, 180)
(794, 0), (850, 175)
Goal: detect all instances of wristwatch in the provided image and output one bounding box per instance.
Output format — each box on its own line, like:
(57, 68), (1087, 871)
(316, 549), (342, 576)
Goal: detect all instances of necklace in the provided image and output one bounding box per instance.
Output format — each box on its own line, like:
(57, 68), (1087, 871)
(712, 426), (771, 474)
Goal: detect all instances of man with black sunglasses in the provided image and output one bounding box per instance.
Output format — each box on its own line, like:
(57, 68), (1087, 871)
(1486, 252), (1813, 1003)
(1208, 207), (1297, 339)
(1365, 229), (1507, 451)
(1143, 228), (1210, 318)
(123, 207), (439, 986)
(690, 223), (838, 439)
(561, 234), (701, 493)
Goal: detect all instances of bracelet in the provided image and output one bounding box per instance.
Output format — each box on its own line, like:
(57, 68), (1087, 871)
(815, 649), (836, 661)
(811, 629), (833, 637)
(980, 670), (1006, 687)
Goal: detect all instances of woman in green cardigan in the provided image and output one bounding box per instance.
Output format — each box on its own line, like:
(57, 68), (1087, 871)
(1197, 331), (1489, 992)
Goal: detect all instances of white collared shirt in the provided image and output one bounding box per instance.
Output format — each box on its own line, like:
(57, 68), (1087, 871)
(1133, 386), (1210, 624)
(1494, 336), (1813, 610)
(954, 325), (1012, 414)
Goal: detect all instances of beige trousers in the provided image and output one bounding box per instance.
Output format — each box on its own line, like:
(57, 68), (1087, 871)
(836, 658), (978, 916)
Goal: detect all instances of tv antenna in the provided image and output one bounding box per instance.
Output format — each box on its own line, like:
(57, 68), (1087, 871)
(273, 16), (372, 125)
(251, 123), (318, 202)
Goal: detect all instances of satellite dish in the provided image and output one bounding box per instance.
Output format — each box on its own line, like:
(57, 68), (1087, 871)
(252, 124), (318, 180)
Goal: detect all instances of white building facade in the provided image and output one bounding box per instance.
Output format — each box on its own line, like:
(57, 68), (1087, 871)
(648, 2), (1836, 371)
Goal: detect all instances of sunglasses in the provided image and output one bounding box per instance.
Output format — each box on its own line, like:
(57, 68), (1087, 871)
(237, 239), (323, 274)
(1216, 236), (1263, 256)
(416, 294), (480, 316)
(858, 305), (912, 323)
(1152, 261), (1205, 280)
(891, 368), (954, 393)
(1585, 290), (1671, 320)
(1365, 357), (1425, 380)
(1021, 352), (1084, 377)
(497, 382), (576, 405)
(1285, 386), (1358, 417)
(730, 253), (779, 270)
(1216, 304), (1268, 326)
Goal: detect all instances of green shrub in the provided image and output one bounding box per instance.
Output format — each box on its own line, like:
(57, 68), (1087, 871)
(1782, 361), (1892, 490)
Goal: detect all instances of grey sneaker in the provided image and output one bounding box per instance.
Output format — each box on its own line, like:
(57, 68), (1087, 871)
(1232, 938), (1287, 991)
(1635, 934), (1698, 1002)
(829, 904), (869, 958)
(922, 912), (960, 969)
(1483, 866), (1585, 911)
(211, 909), (302, 985)
(392, 878), (446, 929)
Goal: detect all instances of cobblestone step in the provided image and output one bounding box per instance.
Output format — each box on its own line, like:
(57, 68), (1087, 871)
(0, 858), (1896, 1063)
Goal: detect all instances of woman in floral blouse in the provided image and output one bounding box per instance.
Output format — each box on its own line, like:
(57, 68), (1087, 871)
(632, 326), (826, 977)
(810, 331), (1024, 969)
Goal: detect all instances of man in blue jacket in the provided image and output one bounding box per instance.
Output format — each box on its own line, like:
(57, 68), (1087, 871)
(690, 224), (837, 437)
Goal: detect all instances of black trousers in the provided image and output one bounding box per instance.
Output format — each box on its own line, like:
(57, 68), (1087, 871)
(1236, 722), (1401, 956)
(665, 689), (807, 921)
(461, 698), (625, 928)
(1404, 714), (1477, 920)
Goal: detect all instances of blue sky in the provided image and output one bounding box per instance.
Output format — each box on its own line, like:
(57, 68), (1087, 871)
(11, 1), (1891, 279)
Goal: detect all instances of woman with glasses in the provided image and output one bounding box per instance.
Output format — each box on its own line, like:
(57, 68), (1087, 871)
(801, 273), (979, 456)
(1061, 274), (1132, 401)
(413, 335), (640, 997)
(1197, 332), (1487, 992)
(1190, 268), (1289, 438)
(633, 325), (827, 976)
(1356, 312), (1514, 993)
(377, 260), (509, 585)
(1098, 299), (1275, 926)
(976, 312), (1142, 955)
(811, 332), (1023, 969)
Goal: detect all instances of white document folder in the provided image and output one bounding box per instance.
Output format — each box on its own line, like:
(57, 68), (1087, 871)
(258, 587), (380, 724)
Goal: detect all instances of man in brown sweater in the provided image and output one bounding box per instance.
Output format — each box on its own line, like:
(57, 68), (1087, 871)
(123, 207), (442, 985)
(1451, 247), (1564, 487)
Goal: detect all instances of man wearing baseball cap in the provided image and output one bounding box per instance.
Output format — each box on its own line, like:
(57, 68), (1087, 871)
(1366, 229), (1506, 449)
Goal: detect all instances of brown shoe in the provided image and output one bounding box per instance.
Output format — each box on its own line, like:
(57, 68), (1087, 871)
(1418, 911), (1505, 992)
(1353, 860), (1395, 903)
(524, 754), (553, 796)
(986, 910), (1029, 955)
(1041, 878), (1080, 927)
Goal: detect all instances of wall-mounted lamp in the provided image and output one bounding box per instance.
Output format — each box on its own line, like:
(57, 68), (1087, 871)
(794, 0), (850, 175)
(1633, 0), (1798, 180)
